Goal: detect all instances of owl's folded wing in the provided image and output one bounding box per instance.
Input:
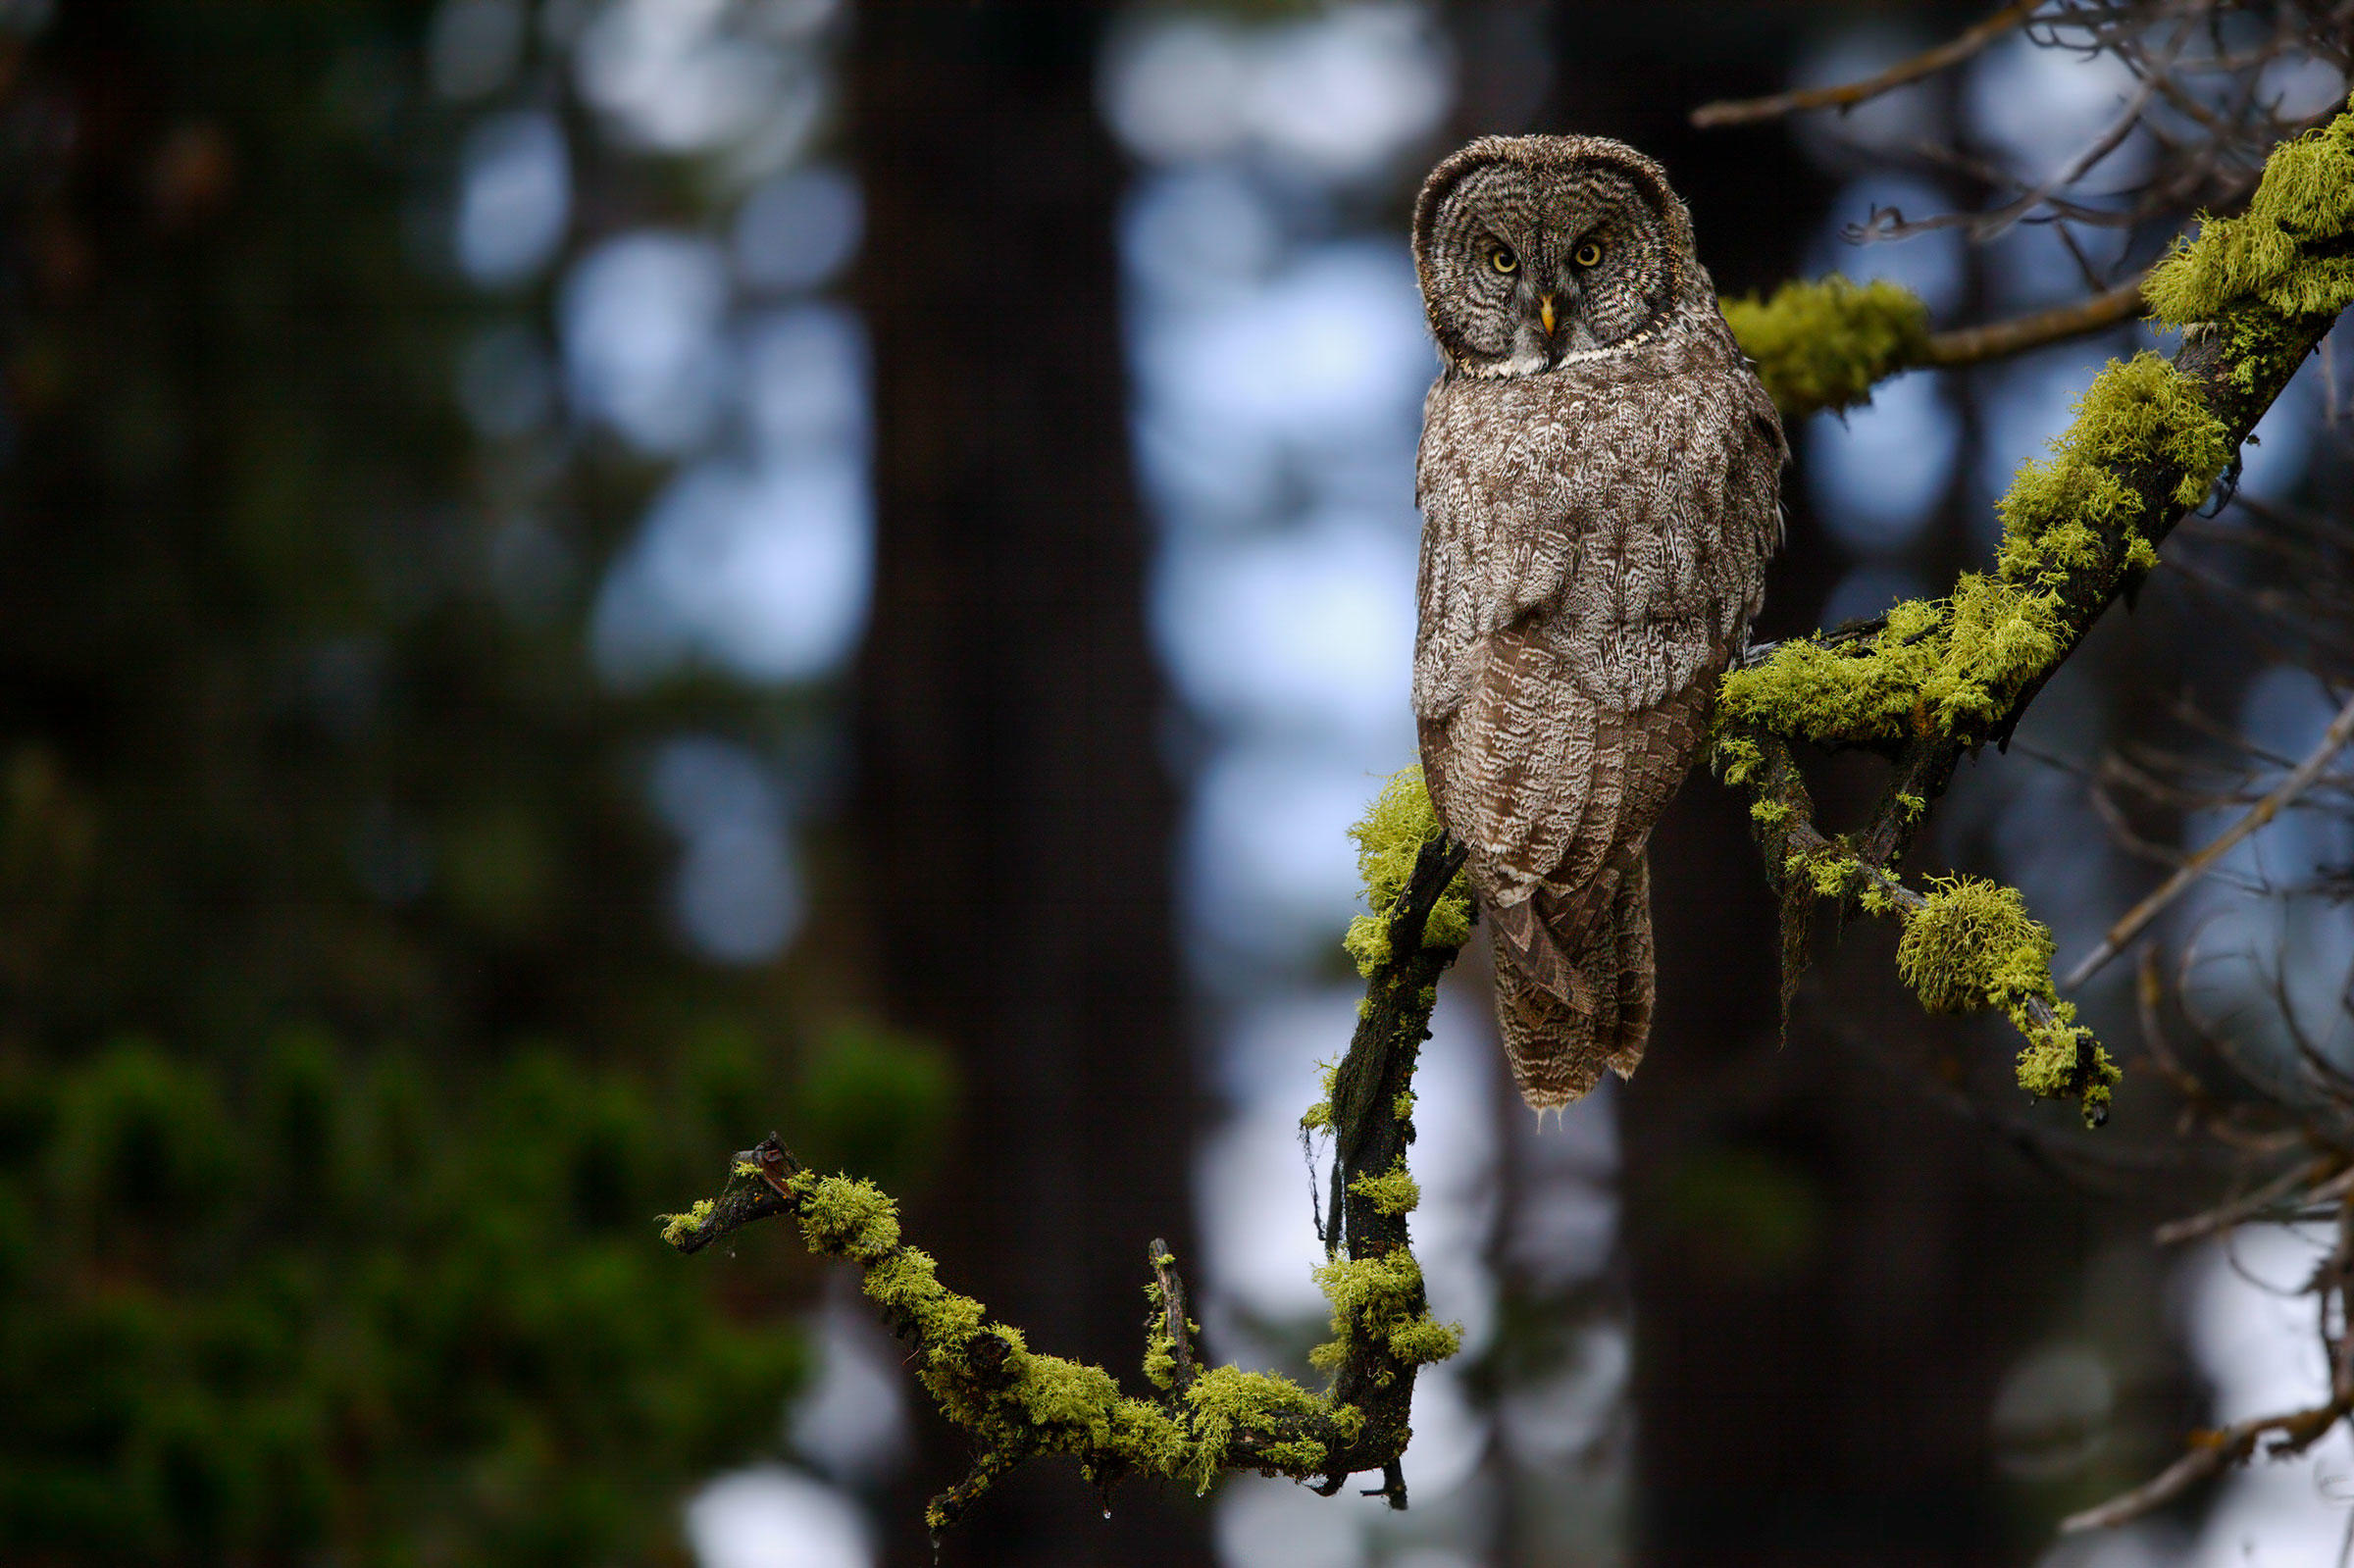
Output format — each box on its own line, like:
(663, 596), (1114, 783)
(1450, 659), (1719, 1008)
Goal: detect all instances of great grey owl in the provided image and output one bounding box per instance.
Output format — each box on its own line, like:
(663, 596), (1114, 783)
(1410, 134), (1785, 1112)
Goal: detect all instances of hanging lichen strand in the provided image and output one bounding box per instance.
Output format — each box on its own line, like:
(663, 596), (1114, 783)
(657, 770), (1468, 1529)
(1709, 97), (2354, 1128)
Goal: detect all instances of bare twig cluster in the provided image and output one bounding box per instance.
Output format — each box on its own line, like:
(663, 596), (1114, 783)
(2035, 469), (2354, 1528)
(1703, 0), (2354, 255)
(2053, 947), (2354, 1531)
(2063, 686), (2354, 986)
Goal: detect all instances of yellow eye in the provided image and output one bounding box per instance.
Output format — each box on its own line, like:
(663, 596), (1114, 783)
(1489, 246), (1517, 274)
(1574, 240), (1603, 268)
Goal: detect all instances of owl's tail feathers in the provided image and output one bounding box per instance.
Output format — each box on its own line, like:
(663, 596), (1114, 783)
(1492, 855), (1656, 1113)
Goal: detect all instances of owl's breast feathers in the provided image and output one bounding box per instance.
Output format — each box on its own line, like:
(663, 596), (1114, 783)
(1413, 309), (1785, 986)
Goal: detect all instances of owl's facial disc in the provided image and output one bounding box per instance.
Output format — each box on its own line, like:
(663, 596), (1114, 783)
(1414, 141), (1694, 378)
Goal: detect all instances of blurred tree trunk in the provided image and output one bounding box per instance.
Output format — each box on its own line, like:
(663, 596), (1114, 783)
(1543, 10), (2090, 1567)
(849, 6), (1204, 1566)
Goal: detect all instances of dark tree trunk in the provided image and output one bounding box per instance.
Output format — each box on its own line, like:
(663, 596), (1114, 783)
(849, 5), (1204, 1565)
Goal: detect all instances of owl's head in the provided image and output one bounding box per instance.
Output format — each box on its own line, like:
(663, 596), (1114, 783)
(1411, 134), (1705, 378)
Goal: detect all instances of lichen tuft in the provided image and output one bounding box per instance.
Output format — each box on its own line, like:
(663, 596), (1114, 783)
(1721, 275), (1932, 417)
(1995, 352), (2228, 585)
(791, 1171), (902, 1260)
(2145, 98), (2354, 327)
(1890, 876), (2121, 1119)
(1342, 767), (1472, 976)
(1309, 1245), (1460, 1381)
(1349, 1158), (1421, 1218)
(657, 1197), (714, 1246)
(1300, 1059), (1338, 1136)
(2016, 1002), (2123, 1128)
(1182, 1367), (1326, 1493)
(1895, 876), (2056, 1015)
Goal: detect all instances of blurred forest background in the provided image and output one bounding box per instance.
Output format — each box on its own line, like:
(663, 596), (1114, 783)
(0, 2), (2348, 1567)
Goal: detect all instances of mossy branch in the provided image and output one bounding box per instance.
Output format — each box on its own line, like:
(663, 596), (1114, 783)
(1715, 100), (2354, 1125)
(658, 769), (1470, 1531)
(1724, 271), (2151, 420)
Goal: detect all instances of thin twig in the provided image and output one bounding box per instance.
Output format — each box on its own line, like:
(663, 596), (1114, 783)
(1923, 273), (2153, 366)
(2152, 1155), (2346, 1245)
(2060, 1397), (2351, 1533)
(1691, 0), (2042, 127)
(2063, 687), (2354, 989)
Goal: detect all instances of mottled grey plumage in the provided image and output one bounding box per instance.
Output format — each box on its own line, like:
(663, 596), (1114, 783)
(1409, 134), (1785, 1111)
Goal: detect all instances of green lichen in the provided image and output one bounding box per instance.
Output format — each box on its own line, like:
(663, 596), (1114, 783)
(1341, 767), (1472, 977)
(1893, 877), (2121, 1122)
(1015, 1353), (1124, 1438)
(1011, 1355), (1191, 1485)
(1709, 96), (2353, 1149)
(1724, 101), (2346, 761)
(1713, 733), (1766, 786)
(1895, 876), (2056, 1015)
(1386, 1313), (1464, 1366)
(1182, 1367), (1327, 1493)
(1100, 1397), (1188, 1481)
(1994, 352), (2228, 585)
(1805, 853), (1861, 899)
(1931, 576), (2068, 736)
(1140, 1272), (1200, 1393)
(1720, 357), (2226, 756)
(790, 1171), (902, 1260)
(1309, 1246), (1460, 1380)
(1350, 1158), (1421, 1218)
(857, 1247), (989, 1417)
(1721, 274), (1932, 417)
(657, 1197), (714, 1246)
(2145, 98), (2354, 327)
(1719, 596), (1948, 745)
(1142, 1334), (1178, 1392)
(2016, 1002), (2122, 1127)
(718, 1121), (1451, 1515)
(1720, 577), (2072, 749)
(1300, 1060), (1338, 1135)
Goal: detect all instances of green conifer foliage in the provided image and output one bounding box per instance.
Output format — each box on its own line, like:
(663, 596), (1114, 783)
(0, 5), (942, 1559)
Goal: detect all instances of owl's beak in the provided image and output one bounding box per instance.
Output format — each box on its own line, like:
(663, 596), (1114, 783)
(1539, 294), (1557, 336)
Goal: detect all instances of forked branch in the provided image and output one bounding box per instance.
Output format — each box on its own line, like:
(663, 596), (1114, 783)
(661, 800), (1472, 1531)
(1715, 101), (2354, 1125)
